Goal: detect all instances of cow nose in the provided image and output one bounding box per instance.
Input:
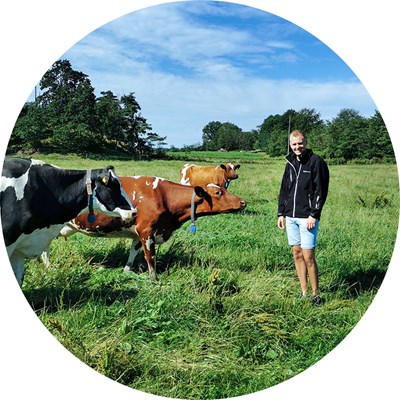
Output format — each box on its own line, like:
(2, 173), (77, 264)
(240, 200), (246, 209)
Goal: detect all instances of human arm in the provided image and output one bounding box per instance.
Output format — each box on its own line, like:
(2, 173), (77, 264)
(309, 157), (329, 219)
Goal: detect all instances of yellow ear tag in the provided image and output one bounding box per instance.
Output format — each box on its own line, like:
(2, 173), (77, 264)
(102, 177), (107, 184)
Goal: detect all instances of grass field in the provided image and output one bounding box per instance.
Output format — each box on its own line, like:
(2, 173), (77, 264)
(20, 152), (399, 399)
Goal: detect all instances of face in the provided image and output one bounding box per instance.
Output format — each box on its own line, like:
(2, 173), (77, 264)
(289, 135), (306, 157)
(93, 170), (135, 221)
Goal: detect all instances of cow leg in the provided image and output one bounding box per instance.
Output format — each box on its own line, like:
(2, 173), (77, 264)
(123, 238), (142, 273)
(141, 235), (157, 281)
(40, 250), (51, 268)
(40, 241), (53, 268)
(9, 253), (25, 287)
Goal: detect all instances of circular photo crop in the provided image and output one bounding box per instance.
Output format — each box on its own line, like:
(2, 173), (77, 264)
(2, 1), (398, 400)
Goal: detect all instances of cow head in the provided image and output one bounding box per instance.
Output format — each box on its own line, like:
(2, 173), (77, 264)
(194, 183), (246, 214)
(92, 166), (135, 221)
(220, 163), (240, 186)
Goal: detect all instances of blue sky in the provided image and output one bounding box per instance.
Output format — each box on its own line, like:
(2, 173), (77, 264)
(36, 0), (376, 147)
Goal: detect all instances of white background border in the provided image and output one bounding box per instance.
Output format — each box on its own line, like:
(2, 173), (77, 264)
(1, 1), (399, 399)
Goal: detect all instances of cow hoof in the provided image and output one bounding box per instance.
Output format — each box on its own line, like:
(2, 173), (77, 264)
(123, 266), (133, 273)
(149, 272), (158, 282)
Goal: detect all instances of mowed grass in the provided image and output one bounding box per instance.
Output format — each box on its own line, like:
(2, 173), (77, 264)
(21, 153), (399, 399)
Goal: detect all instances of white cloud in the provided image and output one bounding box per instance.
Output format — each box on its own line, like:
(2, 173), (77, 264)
(34, 2), (377, 147)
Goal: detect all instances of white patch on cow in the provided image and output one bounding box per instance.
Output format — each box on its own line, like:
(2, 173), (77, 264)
(180, 163), (192, 185)
(92, 171), (135, 221)
(132, 191), (136, 202)
(7, 224), (64, 260)
(114, 208), (135, 221)
(59, 224), (77, 238)
(228, 162), (234, 169)
(109, 169), (135, 217)
(145, 236), (154, 251)
(7, 223), (65, 285)
(124, 239), (141, 271)
(0, 159), (45, 201)
(152, 177), (164, 189)
(180, 176), (190, 185)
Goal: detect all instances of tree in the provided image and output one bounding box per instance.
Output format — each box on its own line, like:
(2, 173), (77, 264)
(36, 59), (97, 151)
(257, 108), (325, 156)
(202, 121), (222, 151)
(258, 111), (292, 156)
(95, 91), (125, 147)
(240, 130), (258, 150)
(120, 93), (166, 159)
(216, 122), (242, 151)
(325, 108), (368, 159)
(11, 103), (51, 151)
(292, 108), (324, 135)
(366, 110), (394, 159)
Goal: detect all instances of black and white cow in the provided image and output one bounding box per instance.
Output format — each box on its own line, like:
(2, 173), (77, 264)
(0, 157), (135, 286)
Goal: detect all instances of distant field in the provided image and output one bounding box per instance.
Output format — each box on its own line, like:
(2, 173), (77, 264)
(20, 152), (399, 399)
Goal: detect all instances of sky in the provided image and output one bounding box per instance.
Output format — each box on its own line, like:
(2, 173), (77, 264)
(31, 0), (377, 148)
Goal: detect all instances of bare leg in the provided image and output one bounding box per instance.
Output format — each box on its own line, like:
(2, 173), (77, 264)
(292, 245), (308, 295)
(302, 249), (319, 297)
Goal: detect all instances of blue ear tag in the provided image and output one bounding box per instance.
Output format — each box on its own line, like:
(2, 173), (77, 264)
(190, 224), (197, 233)
(87, 213), (96, 224)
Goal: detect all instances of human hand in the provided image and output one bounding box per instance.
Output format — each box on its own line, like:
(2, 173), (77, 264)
(306, 216), (316, 230)
(277, 216), (285, 230)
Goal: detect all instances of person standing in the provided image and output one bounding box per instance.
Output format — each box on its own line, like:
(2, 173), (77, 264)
(277, 130), (329, 306)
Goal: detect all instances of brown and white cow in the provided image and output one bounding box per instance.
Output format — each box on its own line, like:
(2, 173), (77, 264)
(179, 162), (240, 189)
(51, 176), (246, 281)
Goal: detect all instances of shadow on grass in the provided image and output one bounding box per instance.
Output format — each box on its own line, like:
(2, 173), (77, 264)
(86, 238), (204, 276)
(78, 240), (132, 269)
(24, 285), (138, 313)
(330, 267), (387, 297)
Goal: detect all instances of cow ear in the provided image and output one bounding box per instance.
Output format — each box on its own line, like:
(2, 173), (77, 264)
(220, 164), (227, 170)
(99, 166), (114, 185)
(194, 186), (206, 198)
(99, 170), (112, 185)
(235, 164), (241, 170)
(100, 173), (109, 185)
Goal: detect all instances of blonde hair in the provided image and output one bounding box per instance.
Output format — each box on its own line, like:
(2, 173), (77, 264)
(290, 130), (307, 144)
(290, 130), (305, 139)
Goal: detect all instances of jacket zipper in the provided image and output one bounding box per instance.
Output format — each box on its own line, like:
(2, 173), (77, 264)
(287, 159), (301, 218)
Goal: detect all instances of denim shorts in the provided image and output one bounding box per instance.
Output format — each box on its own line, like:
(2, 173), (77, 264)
(286, 217), (319, 249)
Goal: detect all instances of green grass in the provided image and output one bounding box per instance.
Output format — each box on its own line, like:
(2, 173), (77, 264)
(20, 152), (399, 399)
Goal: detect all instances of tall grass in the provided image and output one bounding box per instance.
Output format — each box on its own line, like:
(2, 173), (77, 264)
(20, 153), (399, 399)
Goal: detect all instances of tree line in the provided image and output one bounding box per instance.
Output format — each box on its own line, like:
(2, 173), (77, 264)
(10, 60), (166, 159)
(10, 59), (394, 161)
(195, 108), (394, 161)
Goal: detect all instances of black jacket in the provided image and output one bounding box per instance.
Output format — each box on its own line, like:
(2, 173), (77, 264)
(277, 149), (329, 220)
